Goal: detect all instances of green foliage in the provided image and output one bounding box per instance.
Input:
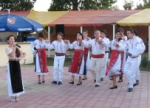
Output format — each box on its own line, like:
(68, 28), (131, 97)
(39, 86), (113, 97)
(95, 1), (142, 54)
(123, 0), (133, 10)
(141, 56), (148, 67)
(48, 0), (117, 11)
(0, 0), (34, 11)
(136, 0), (150, 9)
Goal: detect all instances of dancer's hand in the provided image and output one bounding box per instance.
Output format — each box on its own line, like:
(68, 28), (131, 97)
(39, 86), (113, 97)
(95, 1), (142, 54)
(64, 39), (69, 44)
(45, 38), (50, 43)
(98, 39), (103, 44)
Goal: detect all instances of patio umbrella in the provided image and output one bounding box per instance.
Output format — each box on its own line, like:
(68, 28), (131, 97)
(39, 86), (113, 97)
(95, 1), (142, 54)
(0, 14), (43, 32)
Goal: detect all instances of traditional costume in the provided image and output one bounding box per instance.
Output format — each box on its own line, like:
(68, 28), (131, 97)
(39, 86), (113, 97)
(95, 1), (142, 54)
(83, 38), (91, 77)
(48, 40), (70, 83)
(134, 36), (145, 83)
(124, 36), (143, 91)
(5, 47), (25, 99)
(106, 39), (125, 77)
(87, 38), (108, 86)
(30, 40), (49, 75)
(68, 41), (86, 76)
(101, 37), (110, 80)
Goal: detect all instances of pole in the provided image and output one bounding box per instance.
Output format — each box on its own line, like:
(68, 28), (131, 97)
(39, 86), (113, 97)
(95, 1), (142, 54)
(48, 26), (50, 57)
(80, 26), (83, 33)
(148, 26), (150, 61)
(113, 24), (116, 40)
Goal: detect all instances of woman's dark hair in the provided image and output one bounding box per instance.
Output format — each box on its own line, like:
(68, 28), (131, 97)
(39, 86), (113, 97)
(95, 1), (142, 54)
(38, 32), (44, 38)
(133, 28), (138, 36)
(118, 27), (124, 33)
(6, 35), (14, 43)
(127, 29), (135, 34)
(83, 29), (88, 34)
(57, 32), (64, 37)
(115, 30), (122, 42)
(77, 32), (83, 39)
(7, 35), (20, 57)
(115, 30), (121, 34)
(101, 29), (107, 35)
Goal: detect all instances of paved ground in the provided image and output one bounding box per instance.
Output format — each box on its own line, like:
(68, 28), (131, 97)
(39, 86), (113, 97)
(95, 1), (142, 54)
(0, 66), (150, 108)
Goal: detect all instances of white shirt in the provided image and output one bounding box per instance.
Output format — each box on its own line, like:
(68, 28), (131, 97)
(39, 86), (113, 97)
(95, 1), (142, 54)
(136, 36), (145, 54)
(69, 41), (85, 50)
(111, 39), (125, 51)
(48, 40), (70, 53)
(30, 39), (48, 54)
(122, 35), (128, 41)
(103, 37), (110, 51)
(126, 36), (143, 57)
(87, 37), (108, 55)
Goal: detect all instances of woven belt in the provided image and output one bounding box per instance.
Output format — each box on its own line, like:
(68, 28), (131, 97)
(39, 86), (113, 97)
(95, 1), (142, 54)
(92, 54), (104, 58)
(105, 51), (109, 53)
(55, 52), (65, 56)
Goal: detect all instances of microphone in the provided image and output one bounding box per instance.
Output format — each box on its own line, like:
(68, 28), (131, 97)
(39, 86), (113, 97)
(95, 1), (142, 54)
(16, 44), (21, 48)
(34, 47), (37, 50)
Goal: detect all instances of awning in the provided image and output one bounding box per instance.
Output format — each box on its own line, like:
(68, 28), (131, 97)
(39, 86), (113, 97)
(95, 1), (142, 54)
(27, 11), (69, 26)
(117, 9), (150, 26)
(0, 11), (30, 17)
(49, 10), (140, 26)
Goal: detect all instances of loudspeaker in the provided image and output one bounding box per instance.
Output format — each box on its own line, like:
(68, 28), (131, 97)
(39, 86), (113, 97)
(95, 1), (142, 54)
(56, 24), (64, 35)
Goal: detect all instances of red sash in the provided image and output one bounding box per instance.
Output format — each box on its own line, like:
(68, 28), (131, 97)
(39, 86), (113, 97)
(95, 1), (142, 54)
(106, 50), (123, 75)
(68, 50), (84, 73)
(37, 49), (48, 73)
(92, 54), (104, 58)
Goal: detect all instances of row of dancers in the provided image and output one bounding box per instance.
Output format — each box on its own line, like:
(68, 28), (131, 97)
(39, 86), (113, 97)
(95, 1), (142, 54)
(5, 28), (145, 102)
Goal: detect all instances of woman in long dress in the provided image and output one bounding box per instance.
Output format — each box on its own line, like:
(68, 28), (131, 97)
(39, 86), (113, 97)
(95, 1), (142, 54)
(5, 35), (26, 102)
(106, 31), (125, 89)
(68, 32), (87, 85)
(30, 32), (49, 84)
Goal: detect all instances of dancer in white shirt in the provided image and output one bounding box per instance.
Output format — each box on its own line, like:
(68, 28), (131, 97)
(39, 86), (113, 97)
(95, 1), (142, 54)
(133, 29), (145, 85)
(100, 30), (110, 81)
(117, 28), (128, 82)
(106, 31), (125, 89)
(69, 32), (88, 85)
(30, 33), (49, 84)
(48, 32), (70, 85)
(88, 30), (108, 87)
(82, 30), (91, 80)
(124, 29), (143, 92)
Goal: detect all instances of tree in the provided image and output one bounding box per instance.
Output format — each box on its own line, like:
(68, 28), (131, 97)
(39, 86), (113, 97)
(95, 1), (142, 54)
(48, 0), (117, 11)
(123, 0), (133, 10)
(0, 0), (35, 11)
(136, 0), (150, 9)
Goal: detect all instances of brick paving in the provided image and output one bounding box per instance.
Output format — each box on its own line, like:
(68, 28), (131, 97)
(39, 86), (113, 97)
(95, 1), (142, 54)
(0, 65), (150, 108)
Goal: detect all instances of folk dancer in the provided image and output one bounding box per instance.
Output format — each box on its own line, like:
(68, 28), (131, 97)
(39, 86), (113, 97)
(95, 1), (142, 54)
(48, 32), (70, 85)
(100, 30), (110, 81)
(124, 29), (143, 92)
(106, 31), (125, 89)
(88, 30), (108, 87)
(68, 32), (88, 85)
(82, 30), (91, 80)
(133, 29), (145, 85)
(117, 27), (128, 82)
(30, 32), (49, 84)
(6, 35), (26, 102)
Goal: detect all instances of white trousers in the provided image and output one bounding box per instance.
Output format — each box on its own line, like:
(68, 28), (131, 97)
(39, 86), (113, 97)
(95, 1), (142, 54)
(89, 57), (104, 85)
(135, 55), (141, 81)
(124, 57), (138, 88)
(101, 53), (109, 78)
(53, 55), (65, 82)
